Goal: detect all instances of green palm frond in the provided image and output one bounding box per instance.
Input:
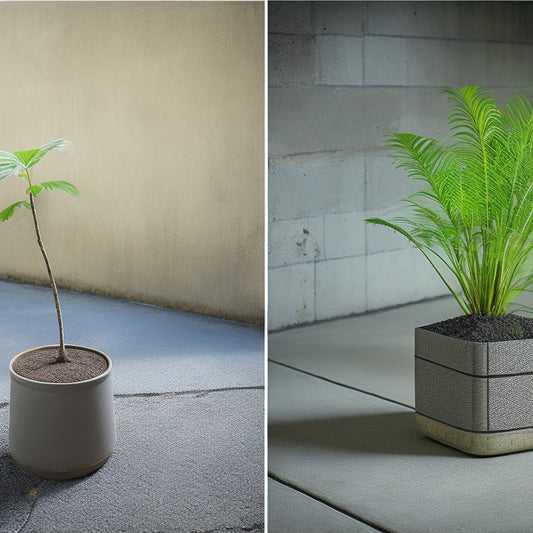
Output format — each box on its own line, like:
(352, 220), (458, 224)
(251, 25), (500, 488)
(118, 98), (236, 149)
(367, 86), (533, 316)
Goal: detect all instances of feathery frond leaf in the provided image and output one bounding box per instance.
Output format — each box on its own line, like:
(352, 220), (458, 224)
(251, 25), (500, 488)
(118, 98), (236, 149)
(367, 86), (533, 316)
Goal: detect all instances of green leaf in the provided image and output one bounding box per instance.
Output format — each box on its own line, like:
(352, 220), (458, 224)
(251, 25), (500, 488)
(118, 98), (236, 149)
(13, 148), (40, 167)
(0, 139), (70, 181)
(41, 180), (79, 197)
(26, 185), (43, 197)
(16, 139), (70, 169)
(0, 151), (23, 180)
(0, 200), (30, 221)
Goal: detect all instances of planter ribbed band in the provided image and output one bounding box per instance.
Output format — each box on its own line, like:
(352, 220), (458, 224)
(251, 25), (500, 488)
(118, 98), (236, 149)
(415, 327), (533, 455)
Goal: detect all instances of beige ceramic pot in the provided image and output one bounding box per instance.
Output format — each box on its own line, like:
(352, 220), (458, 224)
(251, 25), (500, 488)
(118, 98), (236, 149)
(9, 345), (116, 479)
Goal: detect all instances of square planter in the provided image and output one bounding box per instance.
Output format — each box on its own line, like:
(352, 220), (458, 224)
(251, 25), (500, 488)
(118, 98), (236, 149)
(415, 326), (533, 455)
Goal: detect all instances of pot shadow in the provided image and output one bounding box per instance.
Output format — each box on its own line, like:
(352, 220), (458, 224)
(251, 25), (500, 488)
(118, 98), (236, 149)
(0, 450), (44, 528)
(269, 412), (470, 458)
(0, 450), (95, 528)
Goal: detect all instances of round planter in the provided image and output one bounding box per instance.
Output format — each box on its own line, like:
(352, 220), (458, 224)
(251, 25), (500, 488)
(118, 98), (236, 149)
(9, 345), (116, 479)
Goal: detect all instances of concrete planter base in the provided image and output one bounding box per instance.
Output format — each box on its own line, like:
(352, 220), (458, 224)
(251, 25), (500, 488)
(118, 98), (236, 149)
(415, 413), (533, 456)
(9, 345), (116, 479)
(415, 327), (533, 456)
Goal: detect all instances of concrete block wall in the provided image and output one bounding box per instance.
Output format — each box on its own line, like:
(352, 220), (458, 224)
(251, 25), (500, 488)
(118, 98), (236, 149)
(268, 1), (533, 330)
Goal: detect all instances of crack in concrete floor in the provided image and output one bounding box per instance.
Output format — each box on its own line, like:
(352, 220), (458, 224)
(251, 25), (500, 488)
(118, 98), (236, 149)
(1, 389), (264, 533)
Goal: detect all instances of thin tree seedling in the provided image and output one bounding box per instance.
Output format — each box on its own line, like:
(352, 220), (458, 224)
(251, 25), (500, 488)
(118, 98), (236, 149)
(0, 139), (78, 363)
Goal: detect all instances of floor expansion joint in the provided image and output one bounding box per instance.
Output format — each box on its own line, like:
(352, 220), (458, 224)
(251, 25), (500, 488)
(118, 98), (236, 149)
(268, 473), (394, 533)
(269, 359), (413, 410)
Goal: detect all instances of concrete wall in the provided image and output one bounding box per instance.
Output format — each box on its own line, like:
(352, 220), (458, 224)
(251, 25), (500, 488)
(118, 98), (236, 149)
(0, 2), (264, 324)
(268, 1), (533, 330)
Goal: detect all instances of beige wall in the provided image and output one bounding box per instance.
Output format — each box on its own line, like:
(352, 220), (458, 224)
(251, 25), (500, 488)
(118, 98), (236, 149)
(0, 2), (264, 324)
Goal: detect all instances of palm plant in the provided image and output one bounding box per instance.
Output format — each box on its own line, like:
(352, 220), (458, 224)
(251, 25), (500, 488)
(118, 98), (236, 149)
(367, 86), (533, 317)
(0, 139), (78, 363)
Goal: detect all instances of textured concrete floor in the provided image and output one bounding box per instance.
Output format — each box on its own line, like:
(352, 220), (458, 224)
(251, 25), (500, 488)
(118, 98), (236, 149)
(268, 296), (533, 532)
(0, 279), (264, 533)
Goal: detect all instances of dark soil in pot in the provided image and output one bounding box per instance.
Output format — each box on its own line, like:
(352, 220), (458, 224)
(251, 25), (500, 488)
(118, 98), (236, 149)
(423, 314), (533, 342)
(12, 347), (108, 383)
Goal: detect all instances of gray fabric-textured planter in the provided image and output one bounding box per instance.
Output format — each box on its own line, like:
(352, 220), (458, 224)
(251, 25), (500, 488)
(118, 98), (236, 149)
(415, 327), (533, 455)
(9, 345), (116, 479)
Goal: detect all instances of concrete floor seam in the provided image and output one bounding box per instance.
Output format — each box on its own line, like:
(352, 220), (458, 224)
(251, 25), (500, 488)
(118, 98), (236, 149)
(114, 386), (264, 400)
(193, 522), (264, 533)
(15, 479), (46, 533)
(269, 359), (414, 410)
(0, 388), (264, 410)
(268, 473), (393, 533)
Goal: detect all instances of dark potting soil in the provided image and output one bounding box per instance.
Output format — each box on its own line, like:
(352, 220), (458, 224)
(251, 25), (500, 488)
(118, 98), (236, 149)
(12, 346), (108, 383)
(423, 314), (533, 342)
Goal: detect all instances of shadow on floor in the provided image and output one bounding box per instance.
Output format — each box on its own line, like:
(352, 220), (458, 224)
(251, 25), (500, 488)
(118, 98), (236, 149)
(0, 450), (47, 530)
(0, 448), (104, 532)
(269, 412), (472, 458)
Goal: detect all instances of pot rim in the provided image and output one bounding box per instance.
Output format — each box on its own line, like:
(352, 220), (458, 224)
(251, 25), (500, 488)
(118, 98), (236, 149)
(9, 344), (112, 388)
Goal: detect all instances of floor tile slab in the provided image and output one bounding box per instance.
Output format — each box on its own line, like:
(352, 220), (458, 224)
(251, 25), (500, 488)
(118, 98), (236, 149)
(0, 280), (264, 403)
(269, 363), (533, 533)
(268, 478), (380, 533)
(269, 297), (462, 408)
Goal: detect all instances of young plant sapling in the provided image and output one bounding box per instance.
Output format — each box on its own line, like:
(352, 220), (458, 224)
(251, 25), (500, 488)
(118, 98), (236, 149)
(0, 139), (78, 363)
